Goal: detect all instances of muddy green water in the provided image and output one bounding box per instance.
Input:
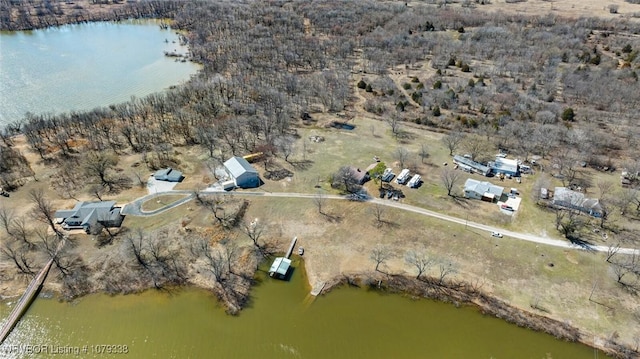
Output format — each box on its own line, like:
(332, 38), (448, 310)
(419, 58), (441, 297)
(0, 20), (200, 126)
(0, 259), (600, 358)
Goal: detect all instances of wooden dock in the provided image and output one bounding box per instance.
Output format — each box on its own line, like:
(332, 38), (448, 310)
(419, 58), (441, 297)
(0, 238), (64, 345)
(0, 258), (54, 344)
(285, 236), (297, 259)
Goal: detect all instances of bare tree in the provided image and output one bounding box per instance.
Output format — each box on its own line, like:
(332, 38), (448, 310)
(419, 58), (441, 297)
(127, 230), (149, 268)
(220, 238), (239, 275)
(313, 190), (326, 215)
(370, 245), (392, 272)
(461, 136), (492, 163)
(405, 250), (432, 280)
(29, 189), (62, 238)
(597, 180), (614, 228)
(0, 206), (14, 236)
(10, 216), (32, 247)
(386, 115), (401, 139)
(393, 147), (410, 168)
(554, 206), (585, 239)
(419, 144), (429, 164)
(606, 243), (621, 263)
(83, 151), (119, 191)
(241, 218), (265, 249)
(441, 130), (465, 156)
(275, 135), (295, 162)
(369, 203), (386, 227)
(205, 246), (228, 284)
(440, 167), (462, 197)
(438, 262), (456, 284)
(0, 240), (35, 275)
(331, 166), (361, 194)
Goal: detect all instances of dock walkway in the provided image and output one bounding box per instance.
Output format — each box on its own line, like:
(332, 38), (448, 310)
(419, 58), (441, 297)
(0, 238), (64, 344)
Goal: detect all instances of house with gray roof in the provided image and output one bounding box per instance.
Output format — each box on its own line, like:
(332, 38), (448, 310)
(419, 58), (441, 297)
(464, 178), (504, 202)
(153, 168), (183, 182)
(54, 201), (124, 234)
(224, 156), (260, 188)
(552, 187), (603, 217)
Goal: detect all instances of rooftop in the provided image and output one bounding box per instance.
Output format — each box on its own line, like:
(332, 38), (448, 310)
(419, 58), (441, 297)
(224, 156), (258, 178)
(269, 257), (291, 277)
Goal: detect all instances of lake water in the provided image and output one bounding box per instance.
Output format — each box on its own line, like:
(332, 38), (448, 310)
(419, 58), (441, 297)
(0, 258), (602, 358)
(0, 20), (200, 127)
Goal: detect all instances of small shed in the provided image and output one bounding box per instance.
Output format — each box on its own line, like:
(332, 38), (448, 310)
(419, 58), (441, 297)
(154, 168), (183, 182)
(224, 156), (260, 188)
(269, 257), (291, 279)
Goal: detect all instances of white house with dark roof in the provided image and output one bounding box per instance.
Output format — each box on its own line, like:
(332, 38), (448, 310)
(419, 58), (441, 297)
(54, 201), (124, 233)
(224, 156), (260, 188)
(463, 178), (504, 202)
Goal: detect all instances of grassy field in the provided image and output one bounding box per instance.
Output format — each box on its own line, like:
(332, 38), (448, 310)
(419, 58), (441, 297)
(241, 195), (640, 350)
(140, 194), (191, 212)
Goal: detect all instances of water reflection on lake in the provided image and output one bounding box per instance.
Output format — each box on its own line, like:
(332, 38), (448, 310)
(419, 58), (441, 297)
(0, 20), (200, 126)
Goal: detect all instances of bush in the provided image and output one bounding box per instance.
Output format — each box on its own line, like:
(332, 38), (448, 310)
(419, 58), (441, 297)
(357, 80), (367, 89)
(365, 84), (373, 92)
(622, 44), (633, 54)
(461, 63), (471, 72)
(403, 83), (412, 90)
(416, 83), (424, 90)
(433, 80), (442, 89)
(468, 79), (475, 87)
(432, 105), (441, 117)
(411, 77), (420, 83)
(561, 108), (575, 122)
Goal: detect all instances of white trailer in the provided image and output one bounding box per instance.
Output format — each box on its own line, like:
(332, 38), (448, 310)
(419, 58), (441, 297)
(407, 174), (421, 188)
(396, 169), (410, 184)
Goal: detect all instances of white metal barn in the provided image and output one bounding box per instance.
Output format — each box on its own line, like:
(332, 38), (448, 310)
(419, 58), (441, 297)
(223, 156), (260, 188)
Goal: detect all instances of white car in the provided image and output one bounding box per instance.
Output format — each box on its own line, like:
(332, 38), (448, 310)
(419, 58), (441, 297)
(491, 231), (503, 238)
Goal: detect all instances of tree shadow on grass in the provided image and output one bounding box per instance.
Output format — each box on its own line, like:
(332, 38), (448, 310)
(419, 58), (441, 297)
(567, 235), (596, 251)
(290, 159), (314, 171)
(451, 195), (471, 209)
(321, 212), (342, 223)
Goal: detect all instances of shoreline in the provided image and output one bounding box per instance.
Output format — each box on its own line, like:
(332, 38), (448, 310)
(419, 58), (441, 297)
(318, 272), (633, 359)
(1, 265), (636, 358)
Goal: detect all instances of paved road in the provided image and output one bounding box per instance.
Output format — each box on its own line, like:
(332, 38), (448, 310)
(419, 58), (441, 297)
(122, 189), (639, 255)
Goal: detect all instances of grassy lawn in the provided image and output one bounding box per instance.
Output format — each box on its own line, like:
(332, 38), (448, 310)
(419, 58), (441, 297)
(140, 194), (191, 212)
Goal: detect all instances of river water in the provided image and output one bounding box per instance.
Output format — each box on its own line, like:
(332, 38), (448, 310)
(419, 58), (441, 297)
(0, 258), (601, 358)
(0, 20), (200, 127)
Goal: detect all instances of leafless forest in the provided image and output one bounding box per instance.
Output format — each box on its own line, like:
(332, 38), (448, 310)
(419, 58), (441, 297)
(1, 0), (639, 193)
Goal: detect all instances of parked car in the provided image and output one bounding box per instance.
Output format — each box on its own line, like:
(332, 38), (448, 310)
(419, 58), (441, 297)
(491, 231), (503, 238)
